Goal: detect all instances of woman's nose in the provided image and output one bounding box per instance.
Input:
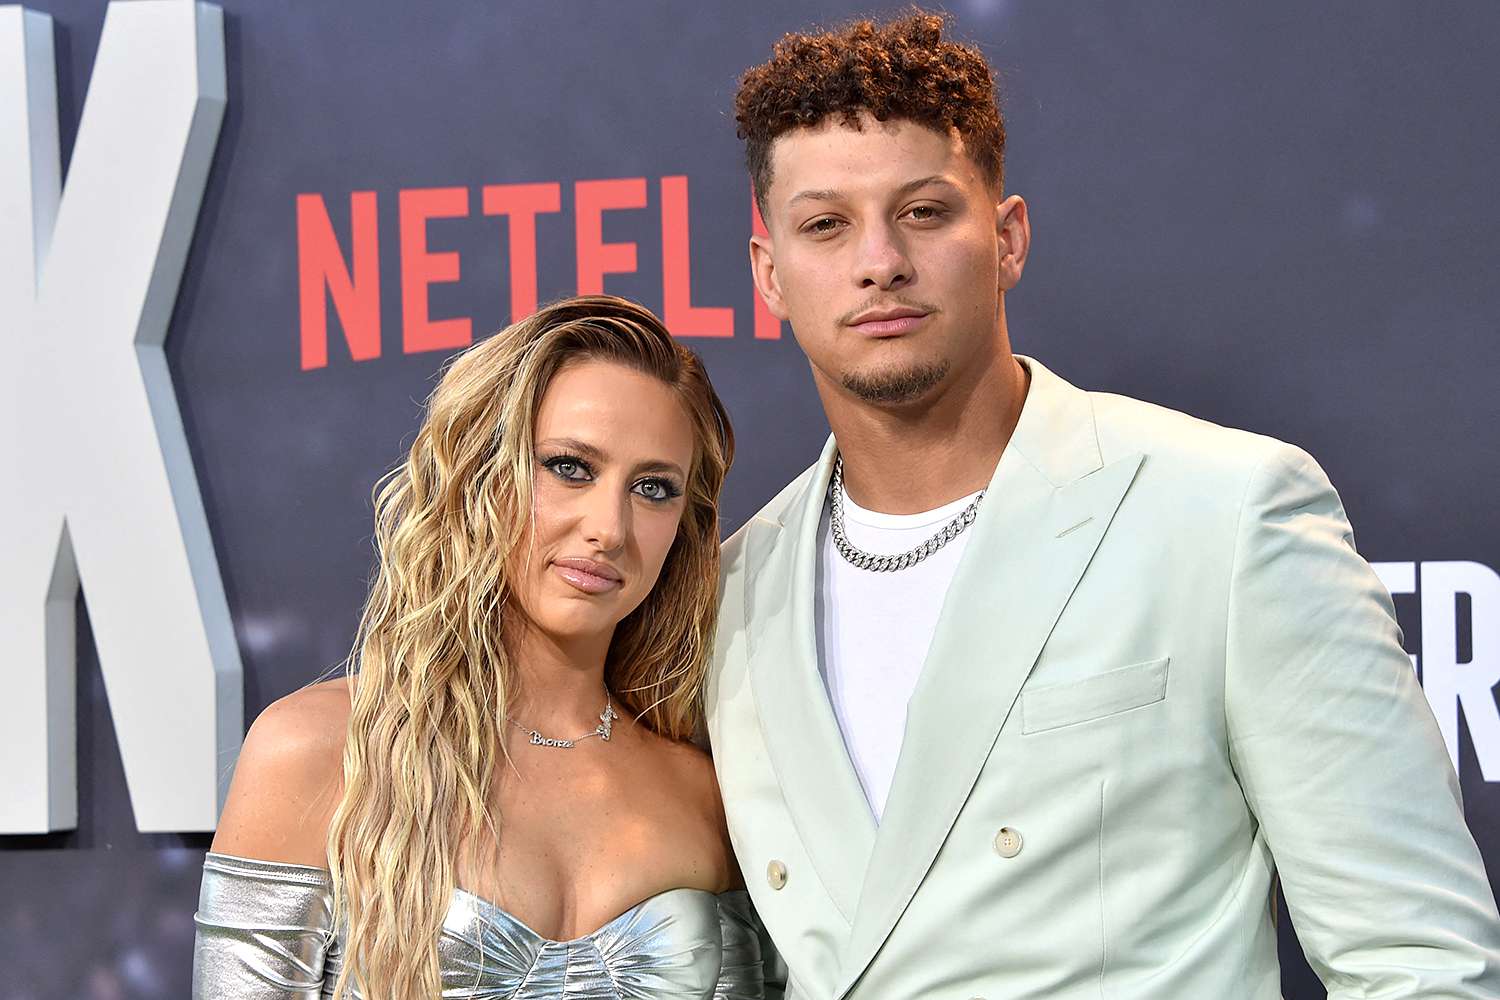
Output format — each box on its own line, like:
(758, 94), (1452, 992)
(579, 488), (628, 553)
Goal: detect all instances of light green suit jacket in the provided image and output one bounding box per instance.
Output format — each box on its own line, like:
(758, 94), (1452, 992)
(706, 357), (1500, 999)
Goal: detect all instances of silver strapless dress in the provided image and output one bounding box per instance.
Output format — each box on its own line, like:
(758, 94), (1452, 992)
(192, 852), (766, 999)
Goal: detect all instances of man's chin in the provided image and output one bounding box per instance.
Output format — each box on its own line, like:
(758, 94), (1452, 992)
(840, 360), (950, 405)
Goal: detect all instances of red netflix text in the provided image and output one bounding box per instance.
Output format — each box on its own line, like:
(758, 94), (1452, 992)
(297, 177), (782, 370)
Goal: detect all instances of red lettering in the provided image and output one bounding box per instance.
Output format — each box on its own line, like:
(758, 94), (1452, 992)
(399, 186), (472, 354)
(575, 178), (647, 295)
(660, 176), (733, 338)
(297, 191), (380, 369)
(752, 191), (782, 340)
(482, 182), (561, 322)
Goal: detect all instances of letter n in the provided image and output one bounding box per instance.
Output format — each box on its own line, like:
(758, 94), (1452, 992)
(298, 191), (381, 370)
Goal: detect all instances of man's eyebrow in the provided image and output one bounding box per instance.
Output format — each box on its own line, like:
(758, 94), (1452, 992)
(787, 188), (845, 209)
(785, 175), (961, 210)
(893, 174), (961, 198)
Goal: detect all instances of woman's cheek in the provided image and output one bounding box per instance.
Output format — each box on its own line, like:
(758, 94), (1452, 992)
(643, 513), (683, 575)
(528, 487), (571, 549)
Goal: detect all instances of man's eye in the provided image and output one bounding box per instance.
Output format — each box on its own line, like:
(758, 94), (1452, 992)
(806, 217), (842, 235)
(907, 205), (941, 222)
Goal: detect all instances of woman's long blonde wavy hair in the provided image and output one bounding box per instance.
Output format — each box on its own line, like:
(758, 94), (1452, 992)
(324, 295), (734, 999)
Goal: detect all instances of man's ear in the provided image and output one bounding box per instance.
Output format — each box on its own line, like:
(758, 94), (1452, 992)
(749, 232), (790, 321)
(996, 194), (1031, 292)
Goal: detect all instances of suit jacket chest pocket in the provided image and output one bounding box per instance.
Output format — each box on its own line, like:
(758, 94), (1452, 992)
(1020, 656), (1170, 734)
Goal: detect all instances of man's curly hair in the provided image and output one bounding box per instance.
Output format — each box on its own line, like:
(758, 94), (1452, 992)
(735, 10), (1005, 211)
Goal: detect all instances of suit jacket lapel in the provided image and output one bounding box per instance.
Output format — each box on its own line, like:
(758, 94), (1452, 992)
(746, 436), (878, 923)
(836, 358), (1145, 996)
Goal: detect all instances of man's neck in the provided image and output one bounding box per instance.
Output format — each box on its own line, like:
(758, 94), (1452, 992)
(820, 349), (1029, 516)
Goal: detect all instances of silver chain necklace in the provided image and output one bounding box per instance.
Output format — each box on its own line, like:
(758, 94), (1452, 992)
(506, 687), (618, 749)
(829, 455), (985, 572)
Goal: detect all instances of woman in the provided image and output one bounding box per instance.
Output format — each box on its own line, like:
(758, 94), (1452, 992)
(192, 295), (758, 999)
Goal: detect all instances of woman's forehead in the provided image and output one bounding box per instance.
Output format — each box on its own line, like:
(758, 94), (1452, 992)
(536, 361), (694, 465)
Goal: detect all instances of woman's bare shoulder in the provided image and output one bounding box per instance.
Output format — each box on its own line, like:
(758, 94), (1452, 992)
(644, 734), (745, 891)
(209, 677), (353, 868)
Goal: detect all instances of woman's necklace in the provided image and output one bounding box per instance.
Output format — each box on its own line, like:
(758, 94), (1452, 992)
(506, 686), (617, 749)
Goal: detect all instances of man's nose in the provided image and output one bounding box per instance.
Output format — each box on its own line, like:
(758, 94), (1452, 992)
(856, 222), (913, 289)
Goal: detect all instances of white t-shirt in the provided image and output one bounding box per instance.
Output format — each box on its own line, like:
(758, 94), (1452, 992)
(815, 485), (981, 820)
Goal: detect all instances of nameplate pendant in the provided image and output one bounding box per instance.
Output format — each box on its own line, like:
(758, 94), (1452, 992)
(530, 732), (576, 748)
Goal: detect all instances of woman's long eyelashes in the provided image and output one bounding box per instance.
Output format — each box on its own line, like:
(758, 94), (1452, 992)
(540, 453), (593, 482)
(539, 454), (683, 503)
(633, 477), (685, 503)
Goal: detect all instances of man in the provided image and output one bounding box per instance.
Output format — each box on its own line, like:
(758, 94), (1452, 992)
(705, 11), (1500, 1000)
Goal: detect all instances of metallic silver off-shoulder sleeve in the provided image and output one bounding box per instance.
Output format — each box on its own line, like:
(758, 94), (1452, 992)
(192, 851), (336, 999)
(715, 891), (767, 1000)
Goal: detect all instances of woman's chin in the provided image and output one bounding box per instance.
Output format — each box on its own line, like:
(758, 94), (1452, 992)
(530, 608), (624, 646)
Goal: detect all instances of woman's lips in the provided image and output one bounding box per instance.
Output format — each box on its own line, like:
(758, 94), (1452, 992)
(552, 559), (623, 595)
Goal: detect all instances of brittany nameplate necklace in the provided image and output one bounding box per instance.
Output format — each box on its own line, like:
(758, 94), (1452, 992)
(506, 686), (617, 749)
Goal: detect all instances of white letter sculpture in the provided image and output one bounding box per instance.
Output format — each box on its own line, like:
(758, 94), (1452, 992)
(1421, 562), (1500, 781)
(0, 1), (240, 833)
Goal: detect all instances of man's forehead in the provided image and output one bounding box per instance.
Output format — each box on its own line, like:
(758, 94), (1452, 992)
(774, 111), (960, 152)
(766, 114), (977, 199)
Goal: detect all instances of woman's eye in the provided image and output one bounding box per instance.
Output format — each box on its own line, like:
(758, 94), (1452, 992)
(545, 458), (590, 481)
(633, 478), (680, 502)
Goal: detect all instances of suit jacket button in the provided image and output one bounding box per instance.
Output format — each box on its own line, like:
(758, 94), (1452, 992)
(994, 826), (1023, 858)
(766, 859), (788, 890)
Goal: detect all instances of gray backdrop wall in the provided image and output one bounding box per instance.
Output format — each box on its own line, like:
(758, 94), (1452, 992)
(3, 2), (1498, 998)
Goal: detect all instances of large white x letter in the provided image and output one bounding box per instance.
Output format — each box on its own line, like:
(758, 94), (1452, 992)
(0, 1), (240, 833)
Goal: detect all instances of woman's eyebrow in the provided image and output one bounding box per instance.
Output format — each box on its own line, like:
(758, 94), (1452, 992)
(539, 438), (684, 480)
(537, 437), (606, 462)
(632, 459), (687, 479)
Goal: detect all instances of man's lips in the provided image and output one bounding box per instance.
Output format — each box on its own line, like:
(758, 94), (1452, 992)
(846, 308), (930, 338)
(551, 557), (623, 594)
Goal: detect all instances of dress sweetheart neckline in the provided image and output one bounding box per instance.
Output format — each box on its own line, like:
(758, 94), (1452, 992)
(203, 851), (748, 946)
(452, 883), (742, 945)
